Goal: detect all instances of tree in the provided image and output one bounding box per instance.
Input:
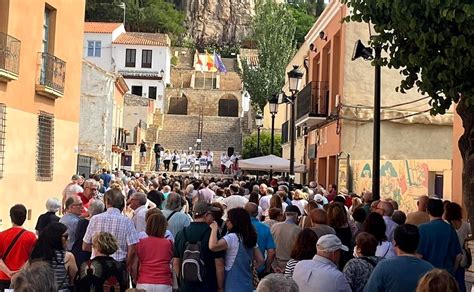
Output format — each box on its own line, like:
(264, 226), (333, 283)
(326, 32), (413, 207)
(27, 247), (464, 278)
(341, 0), (474, 224)
(240, 0), (296, 110)
(85, 0), (185, 37)
(287, 4), (316, 47)
(242, 130), (282, 159)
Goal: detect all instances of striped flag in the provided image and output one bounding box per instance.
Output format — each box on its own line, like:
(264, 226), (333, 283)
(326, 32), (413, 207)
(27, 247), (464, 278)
(214, 51), (227, 73)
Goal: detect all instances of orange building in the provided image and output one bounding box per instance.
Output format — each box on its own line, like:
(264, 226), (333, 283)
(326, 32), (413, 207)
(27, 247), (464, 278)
(0, 0), (86, 230)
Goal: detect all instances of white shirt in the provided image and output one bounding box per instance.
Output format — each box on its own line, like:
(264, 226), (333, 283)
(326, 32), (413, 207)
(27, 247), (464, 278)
(132, 205), (147, 233)
(259, 195), (272, 212)
(292, 255), (351, 292)
(223, 233), (240, 271)
(223, 195), (249, 211)
(376, 241), (397, 259)
(383, 216), (398, 242)
(292, 199), (308, 215)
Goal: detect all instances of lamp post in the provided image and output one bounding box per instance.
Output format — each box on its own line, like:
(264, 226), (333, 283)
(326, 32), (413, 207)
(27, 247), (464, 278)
(118, 2), (126, 25)
(255, 113), (263, 156)
(287, 65), (304, 180)
(352, 40), (382, 201)
(269, 95), (279, 181)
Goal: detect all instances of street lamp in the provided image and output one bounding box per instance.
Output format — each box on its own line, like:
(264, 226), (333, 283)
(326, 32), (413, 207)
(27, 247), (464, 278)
(118, 2), (126, 25)
(269, 94), (279, 156)
(255, 113), (263, 156)
(287, 65), (304, 179)
(352, 39), (381, 200)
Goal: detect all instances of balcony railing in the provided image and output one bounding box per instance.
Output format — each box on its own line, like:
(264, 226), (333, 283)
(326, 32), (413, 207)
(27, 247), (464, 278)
(0, 32), (21, 81)
(36, 52), (66, 98)
(281, 120), (289, 144)
(296, 81), (329, 121)
(113, 127), (127, 150)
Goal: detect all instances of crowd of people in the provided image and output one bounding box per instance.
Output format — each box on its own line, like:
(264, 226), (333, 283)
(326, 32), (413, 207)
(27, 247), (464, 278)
(0, 170), (471, 292)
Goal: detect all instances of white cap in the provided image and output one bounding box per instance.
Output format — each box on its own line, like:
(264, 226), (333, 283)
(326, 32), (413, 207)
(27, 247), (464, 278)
(317, 234), (349, 252)
(314, 194), (324, 203)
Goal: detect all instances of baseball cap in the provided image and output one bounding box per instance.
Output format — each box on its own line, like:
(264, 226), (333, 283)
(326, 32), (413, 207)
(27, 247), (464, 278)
(317, 234), (349, 252)
(314, 194), (324, 203)
(193, 201), (220, 216)
(285, 205), (301, 216)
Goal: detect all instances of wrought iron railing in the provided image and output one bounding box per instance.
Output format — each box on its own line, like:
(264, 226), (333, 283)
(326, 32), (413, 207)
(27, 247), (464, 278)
(281, 120), (289, 144)
(113, 127), (127, 149)
(296, 81), (330, 120)
(38, 52), (66, 94)
(0, 32), (21, 76)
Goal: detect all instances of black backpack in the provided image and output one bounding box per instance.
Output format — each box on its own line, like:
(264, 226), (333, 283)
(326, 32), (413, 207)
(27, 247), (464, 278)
(181, 228), (208, 283)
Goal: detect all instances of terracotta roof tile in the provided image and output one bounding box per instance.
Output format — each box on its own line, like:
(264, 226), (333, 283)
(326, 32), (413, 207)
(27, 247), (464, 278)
(84, 22), (123, 33)
(112, 32), (170, 47)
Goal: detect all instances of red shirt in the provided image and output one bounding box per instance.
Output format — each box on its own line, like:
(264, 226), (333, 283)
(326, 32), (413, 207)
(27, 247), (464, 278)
(137, 237), (173, 285)
(78, 192), (93, 217)
(0, 227), (37, 280)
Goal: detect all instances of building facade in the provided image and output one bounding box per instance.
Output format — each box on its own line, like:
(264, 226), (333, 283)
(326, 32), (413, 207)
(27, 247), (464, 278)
(0, 0), (85, 229)
(84, 22), (171, 111)
(281, 1), (453, 212)
(78, 60), (128, 174)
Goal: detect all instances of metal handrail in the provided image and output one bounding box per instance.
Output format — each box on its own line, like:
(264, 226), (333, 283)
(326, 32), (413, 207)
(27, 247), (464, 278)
(0, 32), (21, 75)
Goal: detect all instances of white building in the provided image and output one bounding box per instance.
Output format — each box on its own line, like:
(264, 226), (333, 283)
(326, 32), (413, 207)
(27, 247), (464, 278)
(83, 22), (171, 110)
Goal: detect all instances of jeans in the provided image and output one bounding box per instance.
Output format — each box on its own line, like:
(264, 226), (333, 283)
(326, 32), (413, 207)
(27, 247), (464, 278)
(155, 155), (161, 171)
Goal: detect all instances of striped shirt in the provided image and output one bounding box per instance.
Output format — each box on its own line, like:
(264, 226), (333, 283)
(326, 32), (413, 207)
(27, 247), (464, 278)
(83, 208), (139, 262)
(284, 258), (299, 277)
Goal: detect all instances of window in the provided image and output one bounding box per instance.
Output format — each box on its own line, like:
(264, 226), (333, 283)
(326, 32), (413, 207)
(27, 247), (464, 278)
(131, 85), (143, 96)
(194, 75), (217, 89)
(87, 41), (101, 57)
(36, 112), (54, 181)
(42, 8), (51, 53)
(125, 49), (136, 67)
(141, 49), (152, 68)
(0, 104), (5, 178)
(148, 86), (157, 99)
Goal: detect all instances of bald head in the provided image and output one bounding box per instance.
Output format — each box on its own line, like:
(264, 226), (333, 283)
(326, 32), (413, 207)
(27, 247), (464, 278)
(245, 202), (259, 217)
(378, 201), (394, 216)
(417, 195), (429, 211)
(310, 208), (328, 225)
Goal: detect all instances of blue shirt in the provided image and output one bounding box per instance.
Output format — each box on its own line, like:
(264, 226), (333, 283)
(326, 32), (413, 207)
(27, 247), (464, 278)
(251, 217), (275, 272)
(364, 255), (433, 292)
(418, 218), (462, 273)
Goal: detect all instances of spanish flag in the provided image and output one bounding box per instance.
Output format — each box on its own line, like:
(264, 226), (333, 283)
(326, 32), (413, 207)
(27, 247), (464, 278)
(206, 51), (215, 71)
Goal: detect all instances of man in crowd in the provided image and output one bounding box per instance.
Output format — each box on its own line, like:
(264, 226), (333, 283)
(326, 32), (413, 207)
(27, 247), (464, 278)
(223, 184), (248, 212)
(127, 192), (148, 233)
(245, 203), (275, 278)
(173, 201), (224, 292)
(361, 191), (373, 215)
(195, 180), (215, 203)
(258, 184), (272, 212)
(163, 192), (191, 237)
(62, 174), (84, 211)
(365, 224), (434, 291)
(376, 200), (398, 242)
(154, 143), (164, 171)
(271, 205), (302, 271)
(147, 180), (165, 209)
(78, 179), (100, 216)
(418, 198), (462, 274)
(100, 168), (112, 189)
(309, 208), (336, 238)
(406, 195), (430, 225)
(292, 234), (351, 292)
(0, 205), (37, 289)
(83, 188), (139, 273)
(60, 195), (83, 251)
(277, 185), (292, 206)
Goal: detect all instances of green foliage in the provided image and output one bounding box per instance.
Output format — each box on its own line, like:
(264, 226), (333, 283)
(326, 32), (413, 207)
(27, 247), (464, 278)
(241, 0), (297, 110)
(194, 38), (241, 58)
(85, 0), (185, 36)
(242, 130), (282, 159)
(340, 0), (474, 115)
(291, 0), (326, 17)
(170, 55), (178, 66)
(287, 5), (316, 46)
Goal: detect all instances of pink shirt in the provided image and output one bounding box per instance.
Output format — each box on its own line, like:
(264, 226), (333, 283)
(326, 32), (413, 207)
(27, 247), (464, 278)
(137, 237), (173, 285)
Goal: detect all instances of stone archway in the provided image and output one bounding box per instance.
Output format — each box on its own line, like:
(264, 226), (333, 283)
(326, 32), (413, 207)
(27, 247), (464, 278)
(218, 94), (238, 117)
(168, 94), (188, 115)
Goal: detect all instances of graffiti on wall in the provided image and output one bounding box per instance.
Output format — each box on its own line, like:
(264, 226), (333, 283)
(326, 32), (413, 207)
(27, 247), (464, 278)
(352, 160), (431, 213)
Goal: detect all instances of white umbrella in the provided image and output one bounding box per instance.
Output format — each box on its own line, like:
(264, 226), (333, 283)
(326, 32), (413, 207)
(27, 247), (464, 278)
(239, 155), (306, 173)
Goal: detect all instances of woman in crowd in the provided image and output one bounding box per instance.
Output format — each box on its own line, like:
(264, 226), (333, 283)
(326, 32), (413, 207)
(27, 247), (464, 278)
(364, 212), (396, 259)
(343, 232), (383, 292)
(299, 201), (319, 229)
(249, 192), (263, 220)
(10, 261), (57, 292)
(135, 213), (174, 291)
(264, 195), (283, 218)
(30, 222), (77, 291)
(327, 202), (353, 268)
(35, 197), (61, 235)
(209, 207), (265, 292)
(291, 189), (309, 215)
(416, 269), (460, 292)
(263, 208), (283, 229)
(444, 202), (471, 292)
(211, 202), (227, 235)
(284, 229), (318, 277)
(76, 232), (128, 291)
(163, 150), (171, 171)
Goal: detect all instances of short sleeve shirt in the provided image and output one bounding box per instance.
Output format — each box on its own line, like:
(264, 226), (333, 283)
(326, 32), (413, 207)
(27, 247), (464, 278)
(173, 222), (224, 292)
(0, 227), (37, 280)
(251, 217), (275, 271)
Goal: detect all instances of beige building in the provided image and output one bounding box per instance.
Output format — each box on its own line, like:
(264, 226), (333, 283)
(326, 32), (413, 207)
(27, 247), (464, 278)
(0, 0), (86, 230)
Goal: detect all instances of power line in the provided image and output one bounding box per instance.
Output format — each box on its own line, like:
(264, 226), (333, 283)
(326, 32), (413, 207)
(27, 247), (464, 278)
(340, 95), (430, 110)
(339, 109), (431, 122)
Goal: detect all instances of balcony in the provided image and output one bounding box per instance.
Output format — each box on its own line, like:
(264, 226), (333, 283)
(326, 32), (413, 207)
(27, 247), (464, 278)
(281, 120), (289, 144)
(0, 32), (21, 82)
(35, 52), (66, 99)
(113, 127), (127, 153)
(295, 81), (329, 127)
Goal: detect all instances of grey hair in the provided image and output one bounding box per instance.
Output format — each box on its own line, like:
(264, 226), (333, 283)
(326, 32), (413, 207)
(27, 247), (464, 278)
(252, 185), (259, 193)
(11, 261), (57, 292)
(45, 198), (61, 213)
(257, 273), (299, 292)
(131, 192), (147, 205)
(84, 179), (99, 188)
(88, 200), (105, 217)
(166, 192), (182, 211)
(266, 188), (274, 195)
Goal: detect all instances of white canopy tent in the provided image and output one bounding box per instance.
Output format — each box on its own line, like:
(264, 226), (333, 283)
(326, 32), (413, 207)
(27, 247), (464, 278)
(238, 155), (306, 173)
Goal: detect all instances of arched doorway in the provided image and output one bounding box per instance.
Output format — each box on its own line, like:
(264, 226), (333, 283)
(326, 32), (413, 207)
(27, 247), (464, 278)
(168, 95), (188, 115)
(218, 95), (238, 117)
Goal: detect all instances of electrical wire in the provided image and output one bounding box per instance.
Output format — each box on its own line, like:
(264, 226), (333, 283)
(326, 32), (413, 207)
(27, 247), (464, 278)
(339, 109), (431, 122)
(340, 95), (430, 110)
